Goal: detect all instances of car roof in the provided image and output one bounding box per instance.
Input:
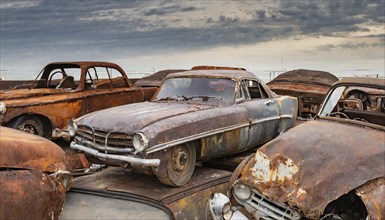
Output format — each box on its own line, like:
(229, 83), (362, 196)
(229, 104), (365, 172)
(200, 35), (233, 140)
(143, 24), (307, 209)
(334, 77), (385, 88)
(45, 61), (124, 70)
(166, 69), (259, 80)
(70, 166), (231, 204)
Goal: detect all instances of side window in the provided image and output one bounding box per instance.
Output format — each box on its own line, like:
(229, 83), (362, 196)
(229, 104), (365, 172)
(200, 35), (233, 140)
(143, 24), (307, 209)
(236, 80), (250, 101)
(85, 67), (127, 90)
(244, 80), (269, 99)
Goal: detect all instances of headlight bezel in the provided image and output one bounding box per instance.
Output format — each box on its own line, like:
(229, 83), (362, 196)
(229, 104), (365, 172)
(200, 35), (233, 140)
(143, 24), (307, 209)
(0, 102), (7, 114)
(233, 183), (253, 202)
(67, 120), (78, 137)
(132, 132), (149, 152)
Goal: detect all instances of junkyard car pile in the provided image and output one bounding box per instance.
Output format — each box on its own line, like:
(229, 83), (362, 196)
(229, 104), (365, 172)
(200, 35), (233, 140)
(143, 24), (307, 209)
(2, 63), (384, 220)
(209, 77), (385, 220)
(69, 66), (298, 186)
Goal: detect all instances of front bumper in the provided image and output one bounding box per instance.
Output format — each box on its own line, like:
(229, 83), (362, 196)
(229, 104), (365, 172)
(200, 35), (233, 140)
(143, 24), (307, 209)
(208, 193), (247, 220)
(70, 141), (160, 167)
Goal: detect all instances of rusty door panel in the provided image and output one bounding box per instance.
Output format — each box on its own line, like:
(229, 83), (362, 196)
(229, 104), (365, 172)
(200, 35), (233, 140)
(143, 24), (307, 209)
(0, 170), (67, 220)
(199, 127), (249, 159)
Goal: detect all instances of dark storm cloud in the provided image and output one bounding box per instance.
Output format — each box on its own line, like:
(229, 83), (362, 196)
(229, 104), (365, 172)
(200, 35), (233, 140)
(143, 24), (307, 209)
(0, 0), (384, 59)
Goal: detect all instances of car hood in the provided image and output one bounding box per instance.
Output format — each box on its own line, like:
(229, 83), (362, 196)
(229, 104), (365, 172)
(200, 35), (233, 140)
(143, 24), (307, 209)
(75, 101), (216, 133)
(236, 120), (385, 219)
(0, 88), (64, 100)
(0, 126), (69, 172)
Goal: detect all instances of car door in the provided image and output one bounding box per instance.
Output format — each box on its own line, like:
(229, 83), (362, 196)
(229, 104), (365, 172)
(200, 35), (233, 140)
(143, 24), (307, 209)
(81, 66), (144, 115)
(237, 79), (281, 149)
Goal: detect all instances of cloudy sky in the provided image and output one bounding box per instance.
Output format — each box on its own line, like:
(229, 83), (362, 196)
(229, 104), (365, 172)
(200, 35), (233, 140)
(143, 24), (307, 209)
(0, 0), (384, 80)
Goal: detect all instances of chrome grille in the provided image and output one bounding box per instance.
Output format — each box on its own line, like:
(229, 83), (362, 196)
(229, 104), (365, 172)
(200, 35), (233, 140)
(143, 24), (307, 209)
(76, 125), (133, 148)
(243, 190), (301, 220)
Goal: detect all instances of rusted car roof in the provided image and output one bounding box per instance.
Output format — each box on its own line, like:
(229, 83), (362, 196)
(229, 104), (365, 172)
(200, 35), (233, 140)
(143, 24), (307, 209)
(269, 69), (338, 86)
(334, 77), (385, 87)
(71, 166), (231, 204)
(0, 126), (69, 172)
(44, 61), (126, 71)
(166, 69), (259, 80)
(237, 120), (385, 219)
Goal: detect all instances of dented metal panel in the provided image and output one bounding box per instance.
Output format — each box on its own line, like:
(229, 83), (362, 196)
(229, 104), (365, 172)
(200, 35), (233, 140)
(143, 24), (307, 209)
(236, 120), (385, 219)
(0, 126), (69, 172)
(0, 170), (67, 220)
(0, 126), (71, 220)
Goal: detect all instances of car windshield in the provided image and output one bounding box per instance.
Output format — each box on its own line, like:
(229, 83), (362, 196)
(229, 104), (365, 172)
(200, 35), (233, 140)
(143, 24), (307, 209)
(319, 85), (385, 126)
(155, 77), (236, 102)
(61, 191), (170, 220)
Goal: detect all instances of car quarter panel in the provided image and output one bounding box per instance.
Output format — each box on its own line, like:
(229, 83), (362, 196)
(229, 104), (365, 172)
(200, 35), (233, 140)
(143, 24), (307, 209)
(237, 120), (385, 219)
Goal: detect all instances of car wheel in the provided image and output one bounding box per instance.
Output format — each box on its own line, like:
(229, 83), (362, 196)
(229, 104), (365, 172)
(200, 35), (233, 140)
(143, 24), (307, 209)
(157, 144), (196, 187)
(8, 116), (44, 136)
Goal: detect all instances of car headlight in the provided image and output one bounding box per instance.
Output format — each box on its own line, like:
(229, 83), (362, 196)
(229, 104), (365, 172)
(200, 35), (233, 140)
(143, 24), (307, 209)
(67, 120), (78, 137)
(132, 132), (148, 152)
(0, 102), (7, 114)
(233, 183), (252, 202)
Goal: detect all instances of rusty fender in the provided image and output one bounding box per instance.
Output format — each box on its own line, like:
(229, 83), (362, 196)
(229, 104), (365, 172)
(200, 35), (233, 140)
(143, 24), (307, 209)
(236, 120), (385, 219)
(0, 170), (68, 220)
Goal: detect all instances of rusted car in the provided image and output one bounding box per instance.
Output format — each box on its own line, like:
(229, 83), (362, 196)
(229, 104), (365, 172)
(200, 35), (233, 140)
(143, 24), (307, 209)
(69, 66), (298, 186)
(0, 126), (72, 220)
(60, 166), (231, 220)
(209, 77), (385, 220)
(0, 62), (157, 138)
(267, 69), (338, 118)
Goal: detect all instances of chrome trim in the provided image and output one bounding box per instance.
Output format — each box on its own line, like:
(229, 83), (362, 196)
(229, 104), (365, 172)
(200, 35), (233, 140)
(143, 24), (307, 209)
(236, 189), (302, 220)
(147, 114), (291, 154)
(70, 142), (160, 167)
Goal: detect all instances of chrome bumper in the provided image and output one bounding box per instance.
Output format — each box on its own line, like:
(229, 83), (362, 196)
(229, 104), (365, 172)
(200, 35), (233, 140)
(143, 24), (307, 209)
(208, 193), (247, 220)
(70, 141), (160, 167)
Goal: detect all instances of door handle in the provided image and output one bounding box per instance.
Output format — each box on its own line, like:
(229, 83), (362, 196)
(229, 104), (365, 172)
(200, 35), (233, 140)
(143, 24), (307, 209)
(264, 100), (273, 106)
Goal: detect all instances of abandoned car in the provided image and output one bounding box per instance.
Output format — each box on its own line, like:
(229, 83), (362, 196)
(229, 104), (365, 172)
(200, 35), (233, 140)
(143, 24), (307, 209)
(60, 166), (231, 220)
(69, 66), (298, 186)
(0, 126), (72, 220)
(267, 69), (338, 118)
(209, 77), (385, 220)
(0, 62), (157, 138)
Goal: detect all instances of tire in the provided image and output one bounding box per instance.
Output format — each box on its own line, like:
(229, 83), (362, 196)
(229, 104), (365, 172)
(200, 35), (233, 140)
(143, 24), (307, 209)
(157, 144), (196, 187)
(8, 116), (44, 136)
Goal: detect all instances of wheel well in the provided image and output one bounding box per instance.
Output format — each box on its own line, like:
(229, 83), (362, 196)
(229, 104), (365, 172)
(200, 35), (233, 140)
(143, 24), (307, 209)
(6, 114), (52, 137)
(322, 190), (368, 220)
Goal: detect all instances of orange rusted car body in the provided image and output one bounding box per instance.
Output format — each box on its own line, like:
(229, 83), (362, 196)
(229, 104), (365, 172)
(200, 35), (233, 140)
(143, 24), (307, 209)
(267, 69), (338, 118)
(209, 77), (385, 220)
(0, 126), (72, 220)
(0, 62), (157, 138)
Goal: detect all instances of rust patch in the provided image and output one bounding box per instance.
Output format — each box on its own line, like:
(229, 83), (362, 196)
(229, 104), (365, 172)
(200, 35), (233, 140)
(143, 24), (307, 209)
(0, 170), (67, 220)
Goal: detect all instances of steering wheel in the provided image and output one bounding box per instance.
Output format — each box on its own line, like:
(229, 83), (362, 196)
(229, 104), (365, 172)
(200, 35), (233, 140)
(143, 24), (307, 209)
(329, 112), (349, 119)
(47, 70), (67, 87)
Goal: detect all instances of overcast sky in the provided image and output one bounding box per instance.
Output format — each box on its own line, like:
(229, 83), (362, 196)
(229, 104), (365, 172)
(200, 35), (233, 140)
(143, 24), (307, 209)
(0, 0), (384, 80)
